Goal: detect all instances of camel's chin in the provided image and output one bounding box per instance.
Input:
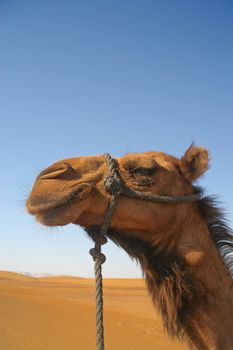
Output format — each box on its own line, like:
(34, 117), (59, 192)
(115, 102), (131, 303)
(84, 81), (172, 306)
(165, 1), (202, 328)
(30, 198), (83, 227)
(34, 207), (71, 226)
(35, 209), (70, 227)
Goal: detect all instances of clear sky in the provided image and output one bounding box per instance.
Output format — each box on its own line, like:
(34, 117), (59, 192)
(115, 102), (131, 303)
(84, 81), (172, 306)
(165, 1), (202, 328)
(0, 0), (233, 278)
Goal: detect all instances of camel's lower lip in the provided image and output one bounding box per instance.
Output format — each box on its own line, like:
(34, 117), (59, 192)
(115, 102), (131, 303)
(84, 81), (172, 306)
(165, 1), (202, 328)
(27, 184), (91, 215)
(35, 207), (68, 226)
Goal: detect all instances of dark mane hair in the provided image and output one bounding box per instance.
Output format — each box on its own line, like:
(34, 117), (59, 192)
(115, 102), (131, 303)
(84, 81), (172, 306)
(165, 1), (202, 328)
(196, 194), (233, 277)
(85, 190), (233, 341)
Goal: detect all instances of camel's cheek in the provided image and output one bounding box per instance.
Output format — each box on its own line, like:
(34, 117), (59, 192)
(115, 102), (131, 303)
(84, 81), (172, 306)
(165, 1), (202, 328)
(110, 197), (190, 239)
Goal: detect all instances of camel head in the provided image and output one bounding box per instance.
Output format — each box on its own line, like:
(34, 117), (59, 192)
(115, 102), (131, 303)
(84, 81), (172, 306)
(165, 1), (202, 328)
(27, 145), (208, 250)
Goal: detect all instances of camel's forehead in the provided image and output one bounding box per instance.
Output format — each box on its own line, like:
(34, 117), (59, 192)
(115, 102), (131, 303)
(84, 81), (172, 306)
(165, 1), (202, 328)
(121, 152), (178, 171)
(51, 155), (105, 171)
(52, 152), (177, 171)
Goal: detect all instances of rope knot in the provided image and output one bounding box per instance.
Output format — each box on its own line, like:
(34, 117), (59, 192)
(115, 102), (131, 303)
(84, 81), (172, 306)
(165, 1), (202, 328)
(104, 174), (122, 195)
(89, 248), (106, 264)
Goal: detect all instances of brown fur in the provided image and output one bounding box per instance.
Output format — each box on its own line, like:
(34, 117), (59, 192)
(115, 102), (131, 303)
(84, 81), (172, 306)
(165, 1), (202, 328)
(86, 225), (207, 339)
(27, 146), (233, 350)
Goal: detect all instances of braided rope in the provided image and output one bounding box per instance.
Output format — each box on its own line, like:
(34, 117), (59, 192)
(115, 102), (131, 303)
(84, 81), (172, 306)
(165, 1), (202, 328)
(93, 256), (105, 350)
(89, 155), (121, 350)
(90, 197), (119, 350)
(120, 185), (201, 203)
(89, 241), (107, 350)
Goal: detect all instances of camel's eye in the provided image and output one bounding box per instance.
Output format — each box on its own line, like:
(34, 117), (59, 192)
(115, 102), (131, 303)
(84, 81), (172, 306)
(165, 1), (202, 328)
(130, 167), (157, 176)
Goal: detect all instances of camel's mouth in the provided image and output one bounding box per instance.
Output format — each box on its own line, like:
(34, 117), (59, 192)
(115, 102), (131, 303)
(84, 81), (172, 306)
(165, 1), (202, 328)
(27, 183), (92, 218)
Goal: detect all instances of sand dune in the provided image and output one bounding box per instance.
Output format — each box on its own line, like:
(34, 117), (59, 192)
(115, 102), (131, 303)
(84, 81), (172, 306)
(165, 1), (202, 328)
(0, 271), (189, 350)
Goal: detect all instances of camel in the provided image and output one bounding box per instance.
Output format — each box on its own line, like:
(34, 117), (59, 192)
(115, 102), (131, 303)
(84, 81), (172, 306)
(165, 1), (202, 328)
(26, 145), (233, 350)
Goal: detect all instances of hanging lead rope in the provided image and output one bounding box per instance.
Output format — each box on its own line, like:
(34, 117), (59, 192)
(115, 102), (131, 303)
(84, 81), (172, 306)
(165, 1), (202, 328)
(90, 239), (106, 350)
(89, 154), (121, 350)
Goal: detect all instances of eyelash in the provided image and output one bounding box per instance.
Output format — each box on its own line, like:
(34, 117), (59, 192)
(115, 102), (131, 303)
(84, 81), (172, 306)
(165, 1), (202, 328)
(130, 167), (156, 176)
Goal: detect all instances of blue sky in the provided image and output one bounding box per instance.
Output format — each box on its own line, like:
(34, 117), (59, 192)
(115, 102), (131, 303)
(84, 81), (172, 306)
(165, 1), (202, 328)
(0, 0), (233, 277)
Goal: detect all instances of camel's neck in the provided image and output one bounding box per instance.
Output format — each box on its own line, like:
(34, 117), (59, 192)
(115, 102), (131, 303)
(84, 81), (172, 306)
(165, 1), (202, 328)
(88, 208), (233, 350)
(144, 210), (233, 350)
(184, 223), (233, 350)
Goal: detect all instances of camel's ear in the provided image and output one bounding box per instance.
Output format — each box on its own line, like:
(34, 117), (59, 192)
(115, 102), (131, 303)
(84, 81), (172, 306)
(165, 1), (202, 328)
(180, 145), (209, 181)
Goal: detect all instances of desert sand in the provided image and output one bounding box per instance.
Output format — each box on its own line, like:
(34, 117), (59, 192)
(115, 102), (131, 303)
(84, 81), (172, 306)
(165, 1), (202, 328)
(0, 271), (189, 350)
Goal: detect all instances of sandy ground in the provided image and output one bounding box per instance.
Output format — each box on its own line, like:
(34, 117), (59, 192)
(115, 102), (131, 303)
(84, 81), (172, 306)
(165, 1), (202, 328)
(0, 271), (189, 350)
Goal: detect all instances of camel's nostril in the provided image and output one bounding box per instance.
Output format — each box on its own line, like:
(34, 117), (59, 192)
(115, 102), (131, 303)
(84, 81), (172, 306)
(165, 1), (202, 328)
(38, 163), (74, 180)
